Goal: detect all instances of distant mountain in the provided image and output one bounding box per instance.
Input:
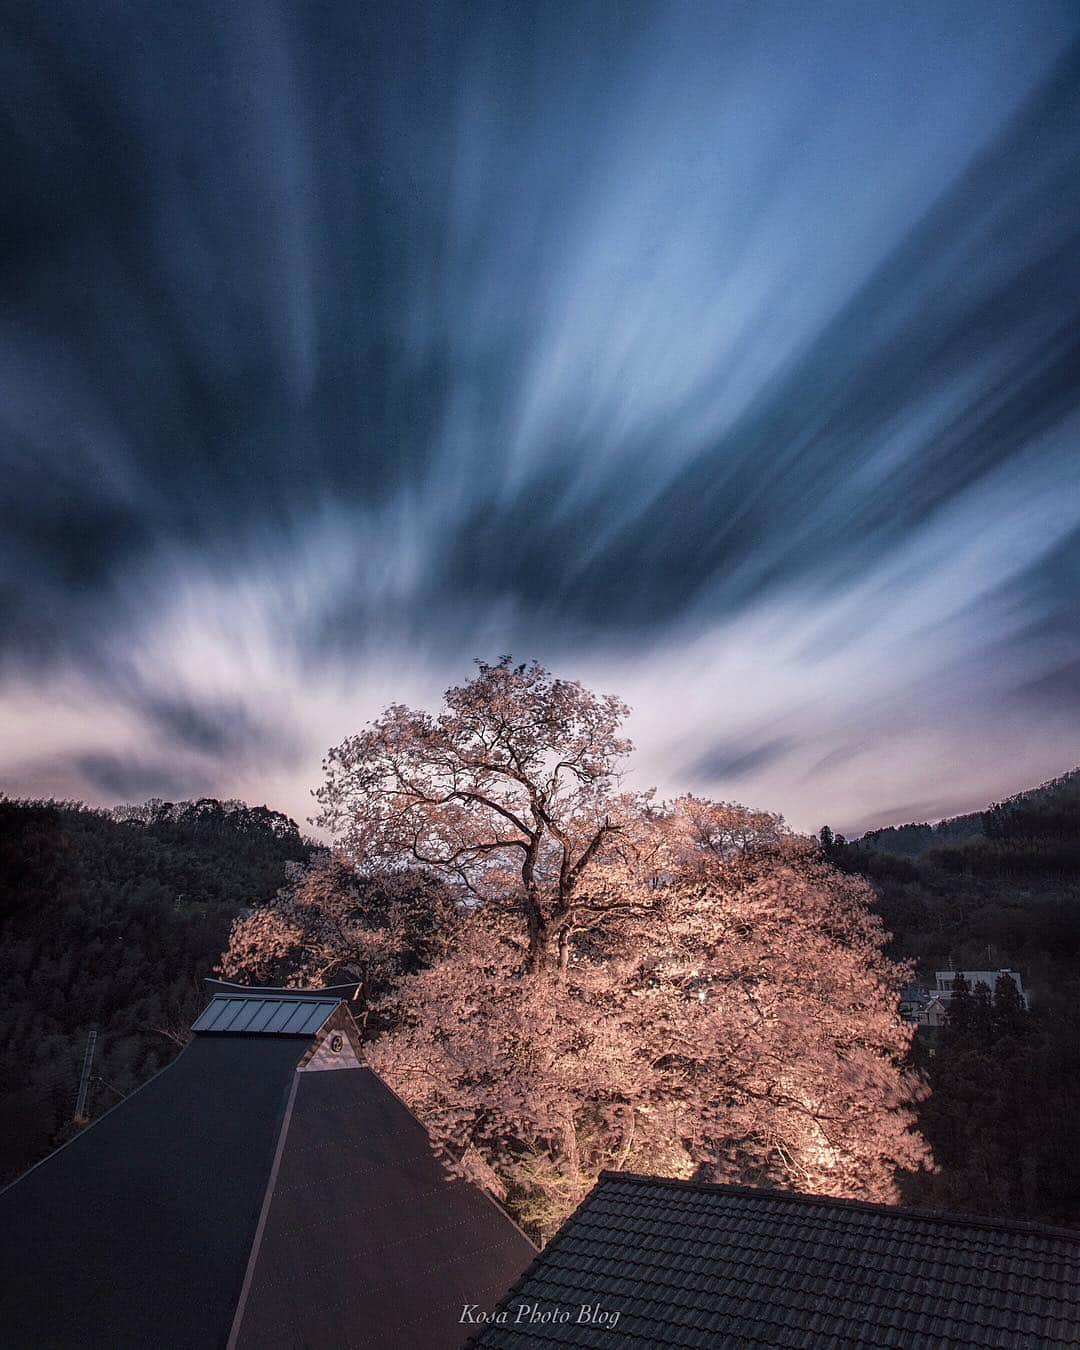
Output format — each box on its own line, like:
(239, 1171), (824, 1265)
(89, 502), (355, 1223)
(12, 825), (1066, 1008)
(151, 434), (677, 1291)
(854, 767), (1080, 858)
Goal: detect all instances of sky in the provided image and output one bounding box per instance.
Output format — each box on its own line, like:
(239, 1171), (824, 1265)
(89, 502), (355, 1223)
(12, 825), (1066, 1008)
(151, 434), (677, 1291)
(2, 1), (1079, 837)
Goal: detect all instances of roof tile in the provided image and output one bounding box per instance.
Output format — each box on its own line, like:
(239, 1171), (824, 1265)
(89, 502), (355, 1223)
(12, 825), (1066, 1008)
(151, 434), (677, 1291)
(468, 1173), (1080, 1348)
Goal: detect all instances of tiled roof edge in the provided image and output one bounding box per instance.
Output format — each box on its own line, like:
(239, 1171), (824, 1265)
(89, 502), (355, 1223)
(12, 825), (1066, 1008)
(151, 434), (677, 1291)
(596, 1171), (1080, 1245)
(462, 1178), (608, 1346)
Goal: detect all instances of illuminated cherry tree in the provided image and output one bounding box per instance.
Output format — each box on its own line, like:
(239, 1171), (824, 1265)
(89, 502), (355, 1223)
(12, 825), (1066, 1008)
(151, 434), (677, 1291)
(314, 657), (651, 973)
(218, 852), (458, 1026)
(364, 800), (928, 1235)
(226, 661), (930, 1238)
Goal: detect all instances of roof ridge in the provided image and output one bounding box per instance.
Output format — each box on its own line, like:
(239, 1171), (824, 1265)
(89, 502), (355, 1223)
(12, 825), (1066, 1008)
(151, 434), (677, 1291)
(596, 1171), (1080, 1245)
(204, 978), (360, 1000)
(209, 992), (336, 1001)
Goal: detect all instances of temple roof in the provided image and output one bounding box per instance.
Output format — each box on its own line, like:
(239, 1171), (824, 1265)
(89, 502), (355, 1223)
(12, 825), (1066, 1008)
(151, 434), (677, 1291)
(0, 983), (534, 1349)
(469, 1171), (1080, 1348)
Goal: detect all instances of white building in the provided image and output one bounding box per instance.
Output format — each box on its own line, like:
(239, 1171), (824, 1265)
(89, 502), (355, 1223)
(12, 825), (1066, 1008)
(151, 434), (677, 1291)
(934, 969), (1030, 1009)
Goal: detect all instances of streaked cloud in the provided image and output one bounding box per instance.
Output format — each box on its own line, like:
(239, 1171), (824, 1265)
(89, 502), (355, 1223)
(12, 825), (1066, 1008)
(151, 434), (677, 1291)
(1, 1), (1078, 834)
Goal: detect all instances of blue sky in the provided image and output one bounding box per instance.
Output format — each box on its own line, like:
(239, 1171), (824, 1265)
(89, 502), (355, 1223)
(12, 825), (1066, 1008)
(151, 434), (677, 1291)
(2, 1), (1079, 834)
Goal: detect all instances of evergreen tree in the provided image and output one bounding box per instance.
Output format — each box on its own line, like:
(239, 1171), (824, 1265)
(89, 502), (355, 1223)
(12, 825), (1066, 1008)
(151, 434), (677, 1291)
(993, 974), (1029, 1040)
(971, 981), (995, 1046)
(947, 973), (972, 1035)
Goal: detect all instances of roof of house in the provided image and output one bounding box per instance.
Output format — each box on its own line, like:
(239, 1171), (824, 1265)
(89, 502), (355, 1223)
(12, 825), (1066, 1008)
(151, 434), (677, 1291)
(467, 1172), (1080, 1349)
(191, 990), (341, 1034)
(0, 981), (534, 1350)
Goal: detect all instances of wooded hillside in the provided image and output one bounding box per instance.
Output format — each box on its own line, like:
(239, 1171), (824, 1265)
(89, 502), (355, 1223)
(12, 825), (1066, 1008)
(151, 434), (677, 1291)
(0, 797), (314, 1182)
(824, 767), (1080, 1225)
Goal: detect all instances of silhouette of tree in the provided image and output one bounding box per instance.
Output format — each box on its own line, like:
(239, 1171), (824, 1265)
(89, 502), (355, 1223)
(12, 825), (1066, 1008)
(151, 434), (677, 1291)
(948, 973), (972, 1035)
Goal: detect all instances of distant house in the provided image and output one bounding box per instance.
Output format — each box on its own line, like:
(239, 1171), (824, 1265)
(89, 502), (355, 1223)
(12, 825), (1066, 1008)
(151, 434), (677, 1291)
(899, 985), (951, 1029)
(919, 993), (952, 1028)
(934, 968), (1030, 1008)
(897, 983), (932, 1022)
(466, 1172), (1080, 1347)
(0, 980), (534, 1349)
(900, 969), (1030, 1031)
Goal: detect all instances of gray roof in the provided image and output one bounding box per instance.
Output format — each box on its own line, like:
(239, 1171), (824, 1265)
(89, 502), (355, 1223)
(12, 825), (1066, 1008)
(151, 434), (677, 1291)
(234, 1065), (536, 1349)
(468, 1172), (1080, 1348)
(191, 993), (339, 1036)
(1, 988), (535, 1349)
(0, 1034), (312, 1348)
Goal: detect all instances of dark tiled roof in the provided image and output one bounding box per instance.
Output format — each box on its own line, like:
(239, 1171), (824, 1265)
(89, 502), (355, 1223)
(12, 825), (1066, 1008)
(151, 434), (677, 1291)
(0, 1034), (304, 1349)
(468, 1172), (1080, 1349)
(233, 1067), (536, 1350)
(0, 986), (534, 1349)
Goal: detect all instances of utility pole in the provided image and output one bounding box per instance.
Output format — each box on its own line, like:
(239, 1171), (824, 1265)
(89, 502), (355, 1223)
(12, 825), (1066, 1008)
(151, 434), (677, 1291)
(74, 1025), (98, 1123)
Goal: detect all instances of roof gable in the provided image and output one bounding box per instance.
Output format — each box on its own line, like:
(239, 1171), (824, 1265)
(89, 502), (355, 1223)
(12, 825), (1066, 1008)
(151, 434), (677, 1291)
(298, 1003), (364, 1071)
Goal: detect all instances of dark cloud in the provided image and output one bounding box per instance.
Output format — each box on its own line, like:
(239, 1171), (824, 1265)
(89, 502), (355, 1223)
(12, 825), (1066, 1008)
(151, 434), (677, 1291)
(138, 696), (285, 761)
(74, 754), (210, 804)
(453, 43), (1080, 629)
(1011, 660), (1080, 715)
(691, 738), (795, 784)
(803, 746), (865, 779)
(1, 2), (1079, 828)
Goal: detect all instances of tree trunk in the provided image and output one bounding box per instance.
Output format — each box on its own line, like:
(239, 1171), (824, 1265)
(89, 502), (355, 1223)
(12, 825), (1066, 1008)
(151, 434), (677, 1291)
(524, 887), (571, 977)
(560, 1118), (587, 1209)
(525, 893), (549, 974)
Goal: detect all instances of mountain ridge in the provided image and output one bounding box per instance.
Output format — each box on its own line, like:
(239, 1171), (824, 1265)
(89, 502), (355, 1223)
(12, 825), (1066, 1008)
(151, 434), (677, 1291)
(853, 766), (1080, 858)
